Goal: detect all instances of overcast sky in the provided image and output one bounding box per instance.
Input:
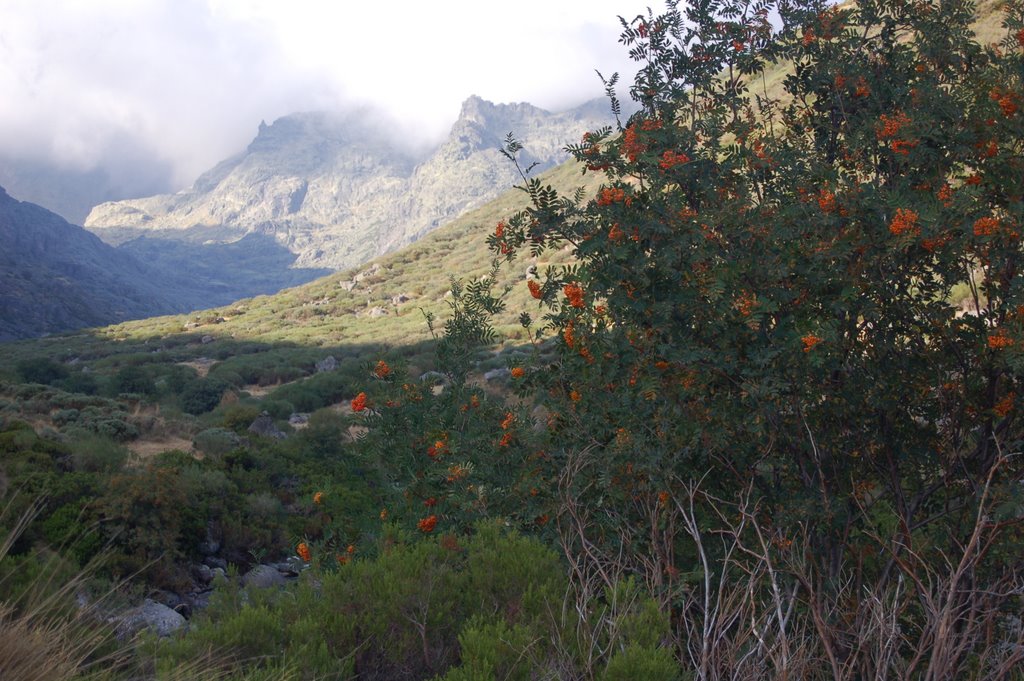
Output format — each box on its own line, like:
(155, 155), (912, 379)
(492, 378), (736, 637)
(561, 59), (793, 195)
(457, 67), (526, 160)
(0, 0), (654, 192)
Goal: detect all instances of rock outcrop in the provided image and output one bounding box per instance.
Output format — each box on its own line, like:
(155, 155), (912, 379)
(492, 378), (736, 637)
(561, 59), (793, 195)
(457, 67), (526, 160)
(84, 97), (616, 302)
(115, 599), (187, 639)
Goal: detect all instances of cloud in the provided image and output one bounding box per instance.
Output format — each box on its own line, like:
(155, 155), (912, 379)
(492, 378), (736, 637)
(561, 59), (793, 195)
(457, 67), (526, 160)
(0, 0), (651, 195)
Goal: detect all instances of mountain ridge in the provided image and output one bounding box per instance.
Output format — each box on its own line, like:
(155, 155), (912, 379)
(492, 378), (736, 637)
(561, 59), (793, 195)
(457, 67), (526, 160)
(0, 185), (202, 341)
(84, 96), (618, 280)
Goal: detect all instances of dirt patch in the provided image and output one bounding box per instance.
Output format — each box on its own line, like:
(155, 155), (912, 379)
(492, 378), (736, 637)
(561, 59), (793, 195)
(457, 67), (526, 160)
(327, 401), (367, 442)
(128, 436), (194, 459)
(178, 358), (216, 378)
(242, 383), (282, 398)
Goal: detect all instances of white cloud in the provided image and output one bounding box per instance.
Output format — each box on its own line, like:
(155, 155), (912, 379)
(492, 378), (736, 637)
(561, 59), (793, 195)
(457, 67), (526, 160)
(0, 0), (654, 192)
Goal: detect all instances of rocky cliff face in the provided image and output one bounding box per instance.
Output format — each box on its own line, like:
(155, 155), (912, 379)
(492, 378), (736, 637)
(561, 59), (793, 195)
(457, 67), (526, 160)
(85, 97), (614, 278)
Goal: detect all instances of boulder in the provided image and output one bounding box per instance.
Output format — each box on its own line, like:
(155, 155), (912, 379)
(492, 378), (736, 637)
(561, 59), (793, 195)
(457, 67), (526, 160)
(192, 563), (214, 584)
(116, 599), (187, 639)
(248, 412), (286, 439)
(484, 367), (511, 382)
(419, 371), (447, 384)
(242, 564), (288, 589)
(315, 355), (337, 372)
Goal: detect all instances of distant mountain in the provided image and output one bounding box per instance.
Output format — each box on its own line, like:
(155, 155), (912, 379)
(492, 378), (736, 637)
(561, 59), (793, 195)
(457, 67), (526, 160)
(84, 97), (617, 298)
(0, 185), (209, 341)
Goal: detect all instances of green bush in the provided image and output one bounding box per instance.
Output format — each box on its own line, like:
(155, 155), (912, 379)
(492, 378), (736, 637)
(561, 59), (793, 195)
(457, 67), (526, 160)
(15, 357), (69, 385)
(258, 399), (294, 421)
(59, 371), (99, 396)
(439, 618), (539, 681)
(111, 364), (155, 396)
(152, 521), (568, 680)
(51, 409), (79, 426)
(268, 370), (349, 412)
(221, 404), (262, 433)
(600, 645), (680, 681)
(40, 504), (103, 565)
(192, 428), (241, 458)
(70, 434), (129, 473)
(466, 1), (1024, 676)
(180, 377), (228, 415)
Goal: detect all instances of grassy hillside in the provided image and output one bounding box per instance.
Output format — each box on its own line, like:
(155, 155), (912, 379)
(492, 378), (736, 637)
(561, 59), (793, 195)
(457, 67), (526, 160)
(0, 157), (596, 370)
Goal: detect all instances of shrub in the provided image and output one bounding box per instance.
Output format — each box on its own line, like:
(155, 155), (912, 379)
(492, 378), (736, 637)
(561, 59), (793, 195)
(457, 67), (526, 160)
(439, 618), (539, 681)
(477, 0), (1024, 676)
(600, 646), (680, 681)
(15, 357), (69, 385)
(220, 403), (262, 433)
(98, 462), (193, 588)
(192, 428), (241, 458)
(258, 398), (294, 421)
(58, 371), (98, 396)
(153, 521), (569, 680)
(110, 365), (155, 396)
(180, 378), (228, 415)
(69, 434), (129, 474)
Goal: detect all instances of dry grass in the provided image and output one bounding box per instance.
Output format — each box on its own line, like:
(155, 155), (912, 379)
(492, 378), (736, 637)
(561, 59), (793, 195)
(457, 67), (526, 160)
(127, 436), (195, 460)
(0, 499), (123, 681)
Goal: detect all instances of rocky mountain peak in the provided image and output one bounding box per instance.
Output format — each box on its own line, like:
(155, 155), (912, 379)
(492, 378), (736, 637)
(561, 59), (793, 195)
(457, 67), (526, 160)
(84, 95), (617, 303)
(457, 95), (547, 127)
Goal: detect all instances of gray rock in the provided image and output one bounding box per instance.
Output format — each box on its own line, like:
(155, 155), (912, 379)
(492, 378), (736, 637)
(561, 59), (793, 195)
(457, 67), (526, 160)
(203, 556), (227, 570)
(200, 335), (214, 344)
(270, 560), (302, 576)
(289, 413), (310, 426)
(419, 371), (447, 384)
(367, 306), (389, 318)
(192, 563), (214, 584)
(243, 565), (288, 589)
(248, 412), (286, 439)
(116, 599), (187, 639)
(152, 590), (183, 611)
(188, 589), (214, 612)
(353, 264), (382, 283)
(315, 355), (337, 373)
(484, 367), (511, 382)
(197, 538), (220, 556)
(391, 293), (411, 305)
